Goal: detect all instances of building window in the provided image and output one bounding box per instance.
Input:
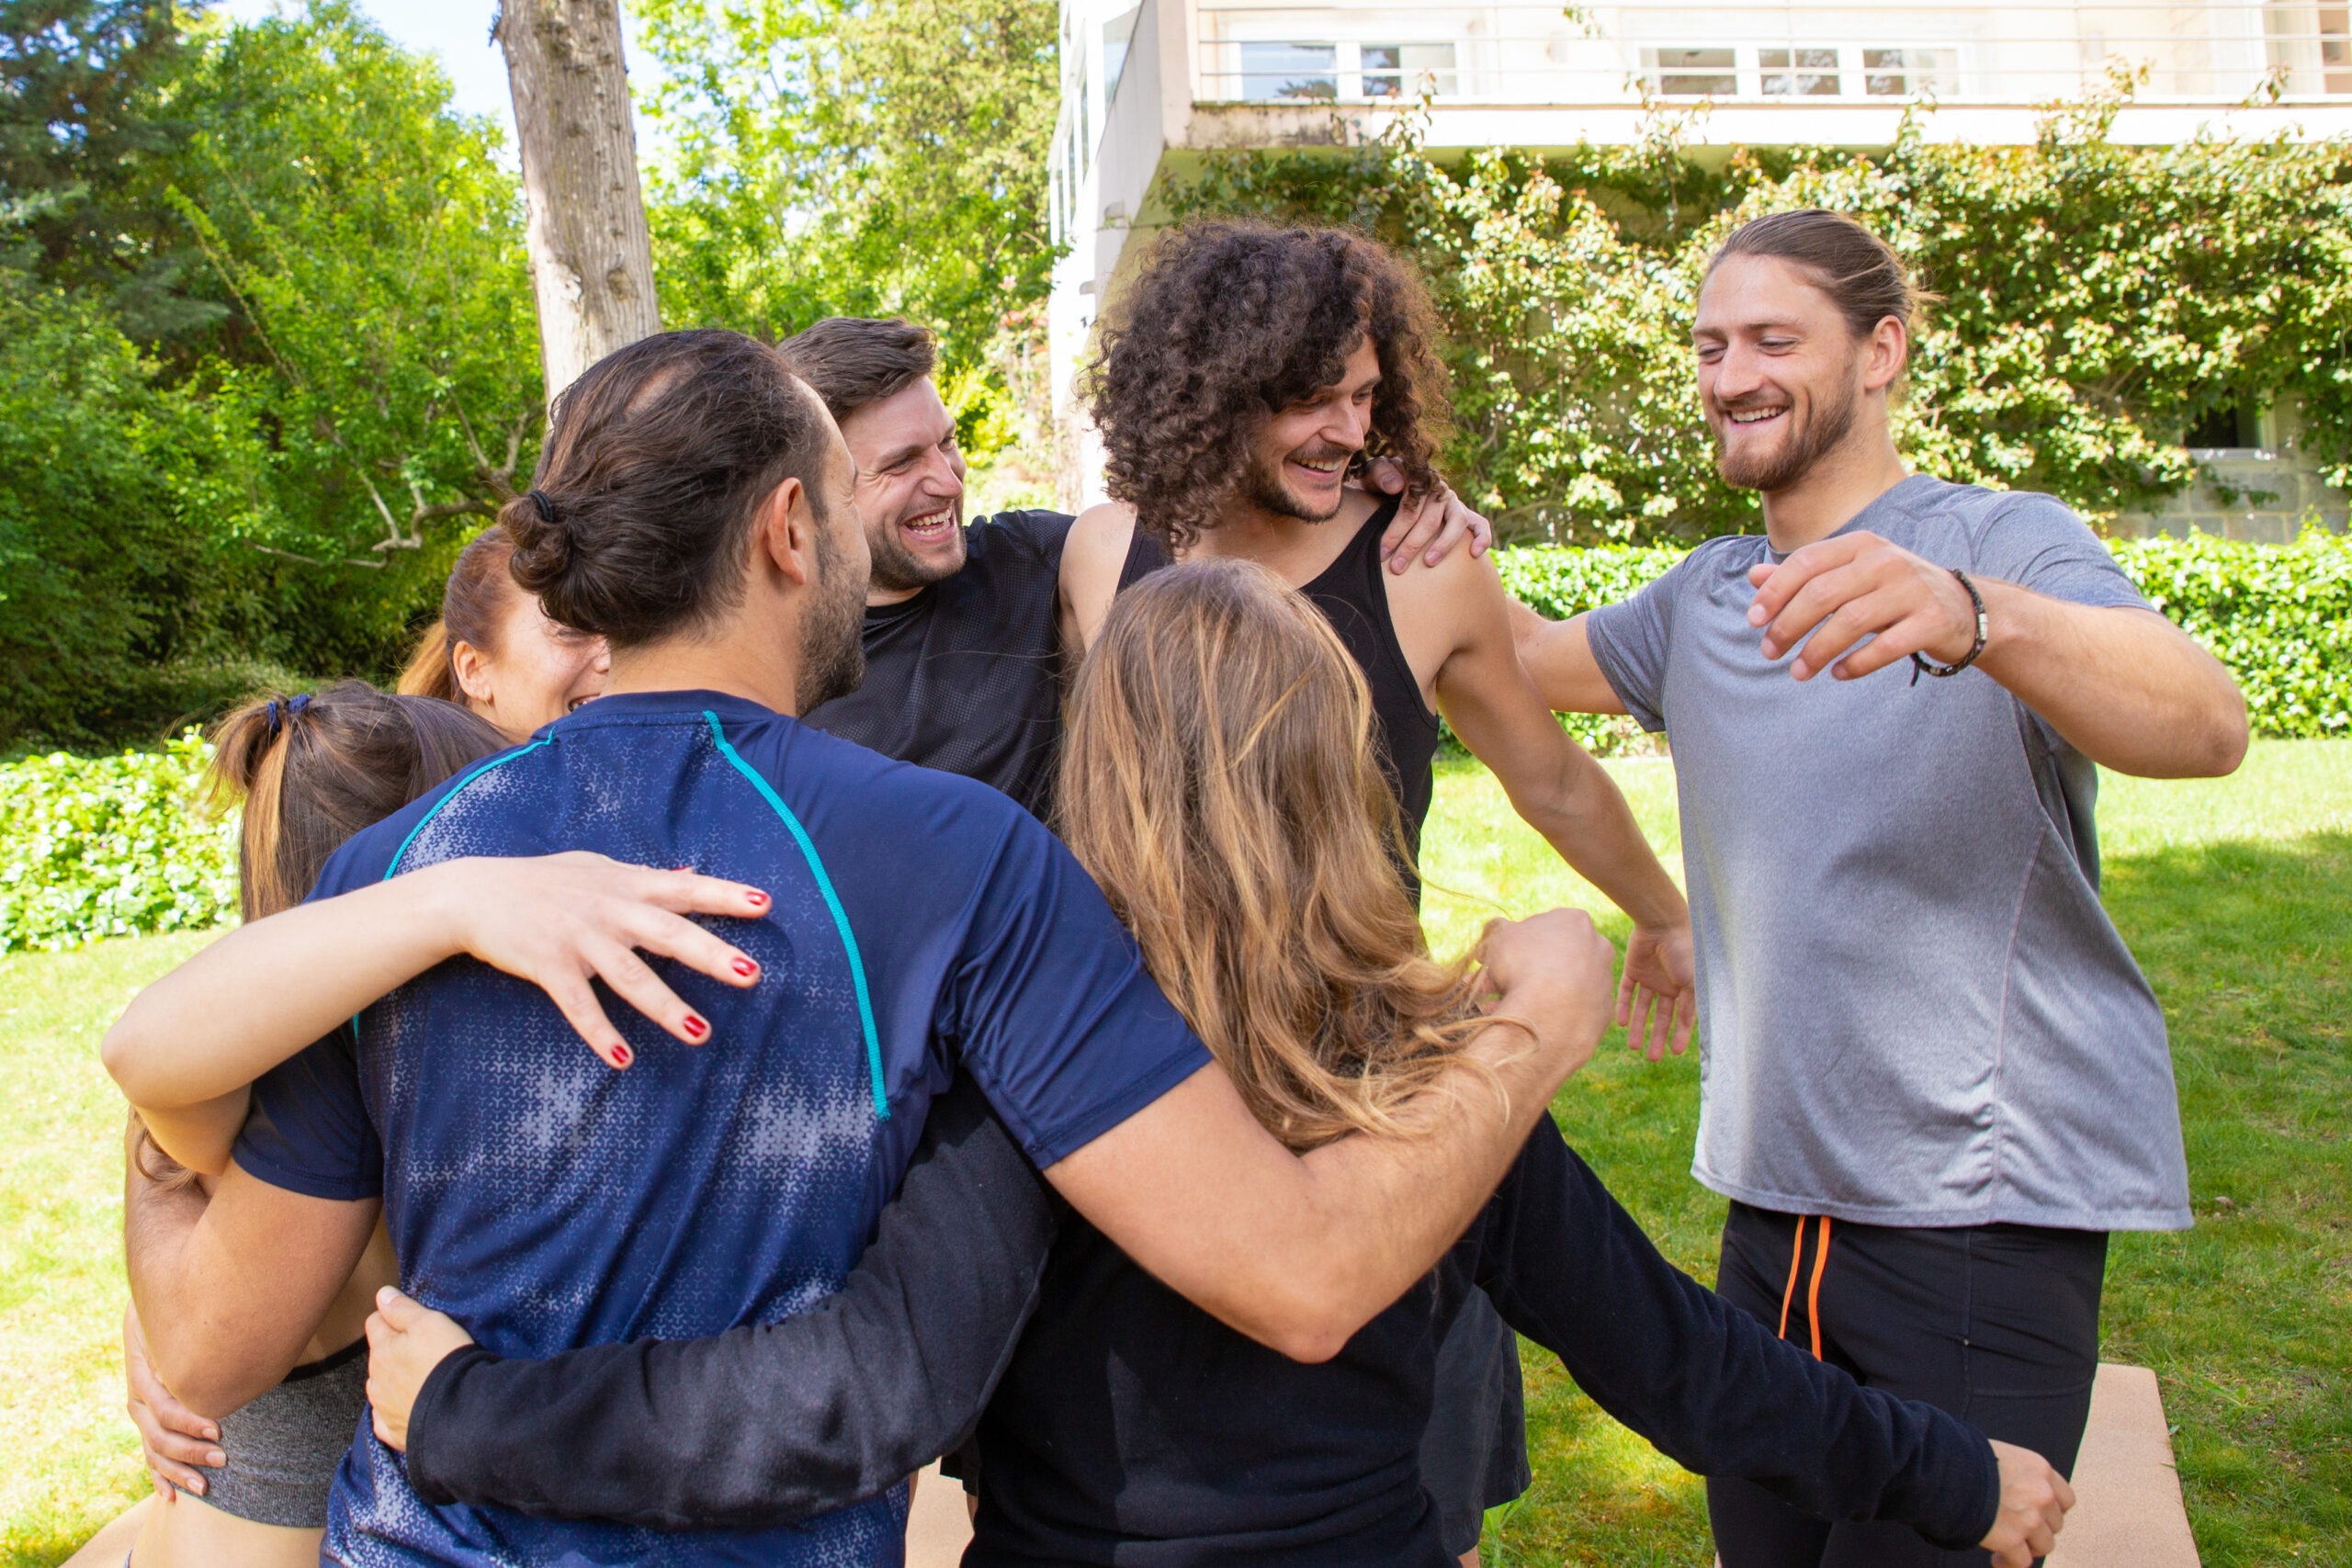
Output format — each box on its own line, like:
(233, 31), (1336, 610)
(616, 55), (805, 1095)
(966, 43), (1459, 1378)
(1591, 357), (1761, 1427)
(1103, 6), (1139, 107)
(1361, 42), (1458, 98)
(1240, 41), (1339, 101)
(2188, 395), (2267, 451)
(1761, 47), (1841, 96)
(1862, 47), (1957, 96)
(1644, 46), (1736, 97)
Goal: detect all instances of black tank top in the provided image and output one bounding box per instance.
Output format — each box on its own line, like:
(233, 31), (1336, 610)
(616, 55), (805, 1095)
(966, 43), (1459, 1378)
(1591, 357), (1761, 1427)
(808, 510), (1073, 820)
(1119, 497), (1443, 877)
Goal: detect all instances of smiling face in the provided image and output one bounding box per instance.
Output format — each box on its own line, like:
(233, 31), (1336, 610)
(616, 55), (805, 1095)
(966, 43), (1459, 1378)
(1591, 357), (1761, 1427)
(454, 590), (610, 742)
(835, 376), (967, 598)
(1238, 334), (1382, 525)
(1693, 254), (1895, 494)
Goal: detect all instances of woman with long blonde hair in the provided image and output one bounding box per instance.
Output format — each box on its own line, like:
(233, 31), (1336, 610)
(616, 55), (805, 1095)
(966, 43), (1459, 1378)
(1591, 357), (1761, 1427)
(355, 559), (2067, 1568)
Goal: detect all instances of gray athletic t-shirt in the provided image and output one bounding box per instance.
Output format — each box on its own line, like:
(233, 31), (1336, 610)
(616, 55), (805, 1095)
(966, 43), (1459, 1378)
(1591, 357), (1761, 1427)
(1586, 475), (2189, 1231)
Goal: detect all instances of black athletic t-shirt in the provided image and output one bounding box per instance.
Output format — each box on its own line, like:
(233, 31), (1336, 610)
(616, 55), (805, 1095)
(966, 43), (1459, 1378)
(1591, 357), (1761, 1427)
(1122, 495), (1444, 866)
(808, 509), (1074, 819)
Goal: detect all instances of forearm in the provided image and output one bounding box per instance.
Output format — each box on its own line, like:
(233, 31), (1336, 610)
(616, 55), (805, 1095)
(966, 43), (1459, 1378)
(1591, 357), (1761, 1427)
(1974, 586), (2246, 778)
(1057, 1013), (1565, 1365)
(1516, 751), (1685, 929)
(406, 1077), (1056, 1528)
(126, 1159), (375, 1416)
(103, 864), (469, 1111)
(1477, 1122), (1996, 1549)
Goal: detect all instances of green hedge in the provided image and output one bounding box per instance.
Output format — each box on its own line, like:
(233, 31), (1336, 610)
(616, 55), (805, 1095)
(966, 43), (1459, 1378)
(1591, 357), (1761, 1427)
(1, 529), (2343, 951)
(1492, 527), (2352, 741)
(0, 733), (238, 953)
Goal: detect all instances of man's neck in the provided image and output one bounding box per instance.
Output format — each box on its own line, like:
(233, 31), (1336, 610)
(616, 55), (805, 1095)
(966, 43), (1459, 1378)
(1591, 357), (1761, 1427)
(602, 631), (804, 716)
(866, 583), (921, 609)
(1186, 491), (1372, 583)
(1759, 434), (1911, 553)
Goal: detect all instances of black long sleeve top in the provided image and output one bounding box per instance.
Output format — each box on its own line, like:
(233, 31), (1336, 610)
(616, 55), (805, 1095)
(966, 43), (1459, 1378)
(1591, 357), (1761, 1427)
(406, 1082), (1997, 1561)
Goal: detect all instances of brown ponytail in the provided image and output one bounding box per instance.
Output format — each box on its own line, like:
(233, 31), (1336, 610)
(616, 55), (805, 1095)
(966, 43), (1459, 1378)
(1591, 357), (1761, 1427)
(127, 683), (509, 1190)
(397, 527), (522, 705)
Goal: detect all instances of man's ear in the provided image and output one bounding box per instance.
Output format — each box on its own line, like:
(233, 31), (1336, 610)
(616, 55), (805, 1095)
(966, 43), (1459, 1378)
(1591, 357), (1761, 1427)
(1863, 315), (1910, 394)
(753, 477), (817, 588)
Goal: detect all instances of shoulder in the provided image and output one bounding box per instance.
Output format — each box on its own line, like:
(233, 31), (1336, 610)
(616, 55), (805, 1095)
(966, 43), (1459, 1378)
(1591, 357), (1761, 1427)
(1064, 502), (1138, 568)
(969, 509), (1077, 572)
(314, 739), (543, 896)
(1059, 502), (1142, 649)
(1883, 475), (2084, 540)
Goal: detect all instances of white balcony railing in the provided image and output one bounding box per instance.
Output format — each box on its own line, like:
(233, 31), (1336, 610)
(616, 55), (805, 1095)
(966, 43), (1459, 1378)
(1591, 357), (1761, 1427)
(1188, 0), (2352, 107)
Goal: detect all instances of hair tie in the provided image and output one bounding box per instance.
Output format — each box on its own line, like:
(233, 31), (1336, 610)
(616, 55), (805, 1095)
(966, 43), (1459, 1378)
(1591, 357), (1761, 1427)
(264, 698), (281, 738)
(288, 692), (311, 721)
(526, 489), (557, 524)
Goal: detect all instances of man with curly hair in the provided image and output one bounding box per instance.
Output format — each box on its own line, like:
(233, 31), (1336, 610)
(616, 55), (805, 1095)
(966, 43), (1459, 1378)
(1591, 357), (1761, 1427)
(1061, 218), (1700, 1566)
(779, 314), (1492, 823)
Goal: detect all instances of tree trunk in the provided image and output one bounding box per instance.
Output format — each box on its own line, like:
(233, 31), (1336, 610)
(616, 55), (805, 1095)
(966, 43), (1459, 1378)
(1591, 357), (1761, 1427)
(496, 0), (660, 402)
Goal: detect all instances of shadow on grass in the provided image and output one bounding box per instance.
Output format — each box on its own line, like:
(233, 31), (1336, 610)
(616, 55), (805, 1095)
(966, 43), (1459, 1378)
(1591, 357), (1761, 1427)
(1492, 831), (2352, 1568)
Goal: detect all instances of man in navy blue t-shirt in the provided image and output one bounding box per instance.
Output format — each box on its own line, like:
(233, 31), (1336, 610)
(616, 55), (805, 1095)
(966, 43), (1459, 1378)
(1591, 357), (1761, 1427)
(114, 329), (1611, 1568)
(237, 693), (1215, 1565)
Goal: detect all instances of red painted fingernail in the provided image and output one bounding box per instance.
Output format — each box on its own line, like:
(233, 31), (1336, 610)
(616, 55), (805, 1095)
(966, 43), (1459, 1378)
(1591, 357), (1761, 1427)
(731, 957), (759, 977)
(674, 864), (694, 873)
(682, 1014), (707, 1039)
(610, 1043), (632, 1067)
(744, 890), (769, 908)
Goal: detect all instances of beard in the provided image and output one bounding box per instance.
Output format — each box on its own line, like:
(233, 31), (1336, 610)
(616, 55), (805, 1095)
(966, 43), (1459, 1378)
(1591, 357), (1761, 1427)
(797, 514), (870, 712)
(1713, 378), (1860, 492)
(1239, 442), (1351, 524)
(864, 505), (965, 595)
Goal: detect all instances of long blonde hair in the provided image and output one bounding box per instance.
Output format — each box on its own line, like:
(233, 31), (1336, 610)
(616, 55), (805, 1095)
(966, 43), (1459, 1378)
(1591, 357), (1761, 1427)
(1058, 559), (1492, 1152)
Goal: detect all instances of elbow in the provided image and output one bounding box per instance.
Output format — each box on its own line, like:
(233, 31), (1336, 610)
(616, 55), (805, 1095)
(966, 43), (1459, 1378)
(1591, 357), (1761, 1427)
(1227, 1269), (1377, 1365)
(101, 1016), (172, 1108)
(2200, 688), (2251, 778)
(143, 1326), (267, 1422)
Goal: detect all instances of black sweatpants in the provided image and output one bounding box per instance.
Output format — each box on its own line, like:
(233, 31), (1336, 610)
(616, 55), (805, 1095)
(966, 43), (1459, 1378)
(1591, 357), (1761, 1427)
(1708, 1201), (2108, 1568)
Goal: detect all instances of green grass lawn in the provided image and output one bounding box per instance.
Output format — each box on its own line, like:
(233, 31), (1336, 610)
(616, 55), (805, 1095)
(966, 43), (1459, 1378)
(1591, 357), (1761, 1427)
(3, 743), (2346, 1566)
(1419, 741), (2352, 1567)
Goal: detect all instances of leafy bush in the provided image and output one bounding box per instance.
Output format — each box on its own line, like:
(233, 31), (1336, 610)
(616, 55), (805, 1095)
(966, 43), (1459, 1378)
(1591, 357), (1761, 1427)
(0, 734), (237, 953)
(2114, 529), (2352, 739)
(1491, 527), (2352, 741)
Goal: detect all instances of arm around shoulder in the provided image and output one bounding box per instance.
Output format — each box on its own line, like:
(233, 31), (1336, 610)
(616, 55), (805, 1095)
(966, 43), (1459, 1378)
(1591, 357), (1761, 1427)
(399, 1075), (1055, 1528)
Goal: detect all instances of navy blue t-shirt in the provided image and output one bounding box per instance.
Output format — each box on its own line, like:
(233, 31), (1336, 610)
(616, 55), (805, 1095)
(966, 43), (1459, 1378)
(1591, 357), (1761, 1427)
(232, 689), (1210, 1567)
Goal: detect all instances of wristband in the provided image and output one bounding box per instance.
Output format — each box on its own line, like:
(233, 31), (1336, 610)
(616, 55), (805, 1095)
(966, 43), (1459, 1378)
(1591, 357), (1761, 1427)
(1910, 568), (1987, 685)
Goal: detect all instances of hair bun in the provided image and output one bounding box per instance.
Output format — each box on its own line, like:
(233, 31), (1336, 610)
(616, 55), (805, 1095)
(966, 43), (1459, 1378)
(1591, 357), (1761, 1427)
(503, 487), (574, 592)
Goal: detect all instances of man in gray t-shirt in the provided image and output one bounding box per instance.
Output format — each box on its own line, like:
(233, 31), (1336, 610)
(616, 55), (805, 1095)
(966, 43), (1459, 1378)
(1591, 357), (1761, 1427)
(1513, 211), (2248, 1568)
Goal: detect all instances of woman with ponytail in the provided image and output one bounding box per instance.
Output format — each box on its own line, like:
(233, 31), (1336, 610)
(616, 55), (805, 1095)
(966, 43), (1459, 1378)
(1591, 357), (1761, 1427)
(398, 525), (610, 742)
(120, 682), (503, 1568)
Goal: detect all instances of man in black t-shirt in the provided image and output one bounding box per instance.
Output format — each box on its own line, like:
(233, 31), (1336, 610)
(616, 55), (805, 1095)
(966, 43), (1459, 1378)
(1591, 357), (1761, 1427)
(782, 316), (1488, 819)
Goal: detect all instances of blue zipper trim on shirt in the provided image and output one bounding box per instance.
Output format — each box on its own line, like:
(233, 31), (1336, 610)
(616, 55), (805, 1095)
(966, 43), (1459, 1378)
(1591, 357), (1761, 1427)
(703, 710), (890, 1121)
(382, 740), (553, 879)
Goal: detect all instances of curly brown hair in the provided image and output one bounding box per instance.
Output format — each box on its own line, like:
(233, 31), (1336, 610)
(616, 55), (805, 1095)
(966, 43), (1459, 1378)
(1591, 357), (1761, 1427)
(1084, 220), (1451, 550)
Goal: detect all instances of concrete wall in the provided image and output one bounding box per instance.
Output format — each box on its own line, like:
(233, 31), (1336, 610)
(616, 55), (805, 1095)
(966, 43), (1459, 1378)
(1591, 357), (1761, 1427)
(2117, 401), (2351, 542)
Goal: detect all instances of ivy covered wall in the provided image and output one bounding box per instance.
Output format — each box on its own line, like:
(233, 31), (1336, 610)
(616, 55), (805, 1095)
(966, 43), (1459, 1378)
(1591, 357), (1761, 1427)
(1161, 88), (2352, 547)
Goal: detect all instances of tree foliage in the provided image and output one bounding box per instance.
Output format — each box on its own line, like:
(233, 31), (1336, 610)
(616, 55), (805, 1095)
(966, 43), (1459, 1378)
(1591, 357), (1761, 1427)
(1168, 85), (2352, 544)
(630, 0), (1059, 379)
(0, 1), (538, 745)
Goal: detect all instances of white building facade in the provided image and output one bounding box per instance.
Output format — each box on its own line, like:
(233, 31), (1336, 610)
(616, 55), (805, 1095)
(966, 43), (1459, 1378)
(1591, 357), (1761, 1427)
(1045, 0), (2352, 537)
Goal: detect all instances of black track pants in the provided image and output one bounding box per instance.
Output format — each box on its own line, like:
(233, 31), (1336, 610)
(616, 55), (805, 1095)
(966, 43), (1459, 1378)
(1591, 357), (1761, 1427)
(1707, 1201), (2107, 1568)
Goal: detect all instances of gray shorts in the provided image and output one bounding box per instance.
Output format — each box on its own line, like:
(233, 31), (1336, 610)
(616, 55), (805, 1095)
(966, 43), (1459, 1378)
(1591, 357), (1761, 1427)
(178, 1338), (368, 1529)
(1419, 1286), (1531, 1556)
